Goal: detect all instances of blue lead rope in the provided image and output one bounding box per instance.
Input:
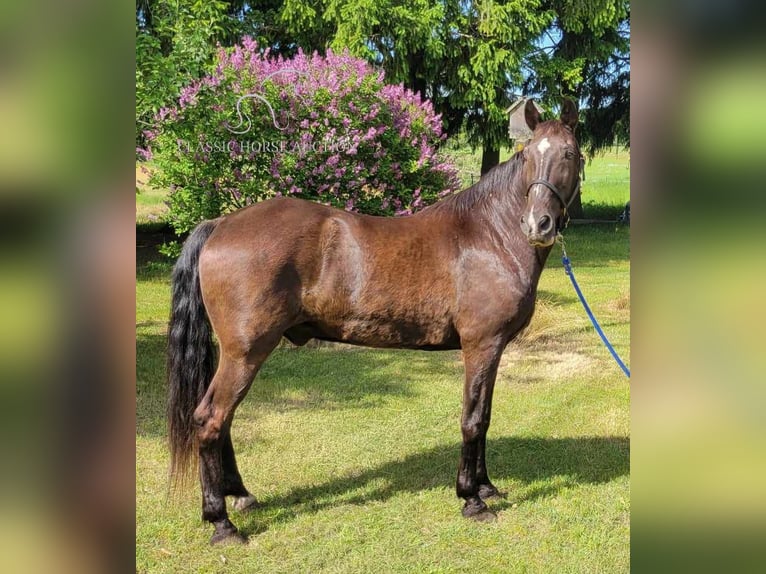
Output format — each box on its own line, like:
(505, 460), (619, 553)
(561, 247), (631, 379)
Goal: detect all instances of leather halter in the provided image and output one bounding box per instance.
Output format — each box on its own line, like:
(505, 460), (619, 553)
(526, 176), (581, 230)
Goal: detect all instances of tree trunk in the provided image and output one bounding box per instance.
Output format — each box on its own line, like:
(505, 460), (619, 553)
(480, 144), (500, 176)
(555, 29), (586, 219)
(408, 52), (427, 99)
(568, 191), (584, 219)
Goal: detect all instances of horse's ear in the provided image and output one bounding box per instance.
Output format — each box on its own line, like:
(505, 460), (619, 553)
(525, 99), (541, 131)
(560, 99), (579, 131)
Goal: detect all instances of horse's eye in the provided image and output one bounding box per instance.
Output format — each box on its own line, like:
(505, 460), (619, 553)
(564, 150), (575, 160)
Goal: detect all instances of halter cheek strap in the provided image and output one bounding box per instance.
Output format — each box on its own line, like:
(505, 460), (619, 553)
(526, 177), (581, 230)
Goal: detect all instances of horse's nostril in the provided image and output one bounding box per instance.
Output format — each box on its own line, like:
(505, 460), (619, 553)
(538, 215), (552, 232)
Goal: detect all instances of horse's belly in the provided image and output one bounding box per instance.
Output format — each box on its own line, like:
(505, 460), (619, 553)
(289, 313), (460, 350)
(338, 316), (460, 349)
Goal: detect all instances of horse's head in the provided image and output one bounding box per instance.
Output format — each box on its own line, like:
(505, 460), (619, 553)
(520, 99), (581, 247)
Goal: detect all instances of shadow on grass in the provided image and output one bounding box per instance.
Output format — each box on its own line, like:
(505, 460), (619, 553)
(137, 332), (461, 439)
(136, 225), (176, 278)
(583, 201), (626, 221)
(544, 224), (630, 269)
(237, 434), (629, 535)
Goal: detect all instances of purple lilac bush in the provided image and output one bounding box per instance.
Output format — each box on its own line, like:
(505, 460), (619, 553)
(142, 37), (460, 238)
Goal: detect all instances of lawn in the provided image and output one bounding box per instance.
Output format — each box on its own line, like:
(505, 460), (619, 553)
(136, 153), (630, 573)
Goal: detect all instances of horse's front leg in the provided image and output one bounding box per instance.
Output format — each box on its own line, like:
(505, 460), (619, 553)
(476, 412), (505, 501)
(476, 434), (506, 500)
(457, 339), (503, 521)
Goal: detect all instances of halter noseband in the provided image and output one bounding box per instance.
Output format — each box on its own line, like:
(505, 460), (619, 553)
(526, 176), (581, 230)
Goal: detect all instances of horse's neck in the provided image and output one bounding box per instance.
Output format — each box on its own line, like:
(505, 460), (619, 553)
(476, 183), (551, 286)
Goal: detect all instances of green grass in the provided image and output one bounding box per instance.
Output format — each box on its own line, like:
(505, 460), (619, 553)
(136, 158), (629, 573)
(578, 149), (630, 219)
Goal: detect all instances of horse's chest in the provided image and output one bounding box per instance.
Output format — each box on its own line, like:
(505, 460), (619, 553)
(454, 250), (540, 335)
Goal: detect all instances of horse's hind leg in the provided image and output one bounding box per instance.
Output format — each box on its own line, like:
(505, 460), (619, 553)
(221, 431), (259, 512)
(194, 341), (277, 544)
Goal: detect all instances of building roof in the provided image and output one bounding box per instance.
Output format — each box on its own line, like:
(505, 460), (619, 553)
(507, 97), (543, 140)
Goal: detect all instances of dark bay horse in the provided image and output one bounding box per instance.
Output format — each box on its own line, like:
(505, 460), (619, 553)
(167, 99), (582, 544)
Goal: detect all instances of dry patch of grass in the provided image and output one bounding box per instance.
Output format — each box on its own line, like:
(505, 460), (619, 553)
(514, 300), (562, 348)
(608, 291), (630, 312)
(499, 349), (596, 386)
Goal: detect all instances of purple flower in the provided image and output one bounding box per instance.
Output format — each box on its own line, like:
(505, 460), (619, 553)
(136, 147), (152, 161)
(150, 37), (461, 222)
(155, 107), (171, 122)
(179, 82), (201, 108)
(242, 36), (258, 53)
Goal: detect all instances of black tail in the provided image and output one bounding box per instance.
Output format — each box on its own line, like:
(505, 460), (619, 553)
(166, 219), (219, 486)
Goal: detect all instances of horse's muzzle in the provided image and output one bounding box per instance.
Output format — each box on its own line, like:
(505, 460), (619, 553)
(521, 213), (556, 247)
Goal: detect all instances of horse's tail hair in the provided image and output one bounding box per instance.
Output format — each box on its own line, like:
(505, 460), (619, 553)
(166, 219), (220, 488)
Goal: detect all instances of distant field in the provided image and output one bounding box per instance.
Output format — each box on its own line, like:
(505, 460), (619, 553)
(577, 148), (630, 219)
(135, 144), (630, 225)
(444, 143), (630, 219)
(135, 163), (169, 224)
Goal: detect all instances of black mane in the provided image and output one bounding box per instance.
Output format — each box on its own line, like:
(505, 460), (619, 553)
(428, 150), (525, 218)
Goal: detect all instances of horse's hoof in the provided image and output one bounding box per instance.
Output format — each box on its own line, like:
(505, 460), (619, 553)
(232, 494), (260, 513)
(478, 484), (506, 501)
(461, 499), (497, 522)
(210, 520), (247, 546)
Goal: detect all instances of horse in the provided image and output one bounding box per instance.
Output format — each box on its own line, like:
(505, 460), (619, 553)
(167, 99), (582, 544)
